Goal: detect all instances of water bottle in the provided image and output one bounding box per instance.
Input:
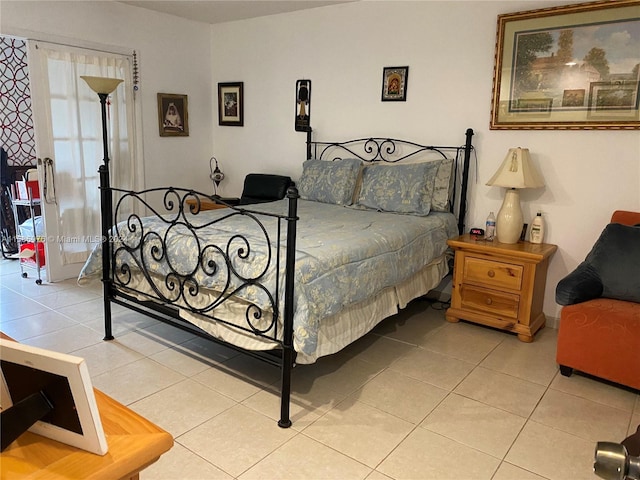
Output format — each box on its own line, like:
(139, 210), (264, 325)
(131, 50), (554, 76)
(485, 211), (496, 241)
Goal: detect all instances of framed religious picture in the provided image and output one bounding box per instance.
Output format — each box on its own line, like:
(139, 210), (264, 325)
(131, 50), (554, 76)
(157, 93), (189, 136)
(218, 82), (244, 126)
(490, 0), (640, 130)
(381, 66), (409, 102)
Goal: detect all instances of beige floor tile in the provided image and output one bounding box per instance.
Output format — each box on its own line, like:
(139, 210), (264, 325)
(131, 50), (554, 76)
(177, 335), (240, 364)
(143, 442), (232, 479)
(344, 333), (416, 368)
(377, 428), (500, 480)
(550, 372), (638, 413)
(242, 376), (347, 430)
(0, 310), (76, 341)
(492, 462), (547, 480)
(111, 328), (179, 356)
(454, 366), (547, 418)
(352, 369), (448, 424)
(421, 393), (526, 458)
(34, 288), (100, 310)
(0, 287), (26, 304)
(71, 338), (144, 377)
(389, 347), (475, 391)
(130, 378), (235, 437)
(505, 421), (595, 480)
(56, 297), (128, 323)
(239, 433), (372, 480)
(303, 400), (414, 468)
(366, 471), (393, 480)
(192, 355), (279, 402)
(91, 357), (185, 405)
(178, 404), (296, 478)
(418, 320), (505, 364)
(150, 344), (216, 377)
(23, 323), (102, 353)
(531, 389), (630, 442)
(480, 328), (559, 386)
(299, 354), (385, 396)
(372, 301), (446, 345)
(0, 297), (50, 322)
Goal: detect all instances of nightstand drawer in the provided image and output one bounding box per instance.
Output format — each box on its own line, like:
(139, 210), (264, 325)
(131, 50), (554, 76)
(463, 257), (523, 291)
(460, 285), (520, 319)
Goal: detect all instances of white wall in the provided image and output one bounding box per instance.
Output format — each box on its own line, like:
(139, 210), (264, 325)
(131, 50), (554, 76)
(210, 1), (640, 322)
(0, 0), (215, 193)
(2, 0), (638, 322)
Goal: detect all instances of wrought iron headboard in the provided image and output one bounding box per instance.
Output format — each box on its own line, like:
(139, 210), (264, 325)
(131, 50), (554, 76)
(305, 128), (475, 234)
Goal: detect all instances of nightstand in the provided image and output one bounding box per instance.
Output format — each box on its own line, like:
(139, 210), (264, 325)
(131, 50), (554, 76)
(445, 234), (557, 342)
(185, 196), (240, 211)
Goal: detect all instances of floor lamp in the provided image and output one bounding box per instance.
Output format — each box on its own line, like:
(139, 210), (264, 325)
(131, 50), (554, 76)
(486, 147), (544, 244)
(80, 75), (123, 341)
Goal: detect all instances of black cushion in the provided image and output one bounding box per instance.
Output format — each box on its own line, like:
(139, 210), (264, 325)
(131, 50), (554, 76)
(556, 223), (640, 305)
(239, 174), (293, 205)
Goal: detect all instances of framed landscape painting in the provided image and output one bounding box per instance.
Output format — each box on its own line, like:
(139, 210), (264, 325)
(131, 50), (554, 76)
(490, 0), (640, 130)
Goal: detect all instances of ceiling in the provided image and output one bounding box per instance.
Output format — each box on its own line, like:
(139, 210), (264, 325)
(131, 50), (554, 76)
(119, 1), (355, 25)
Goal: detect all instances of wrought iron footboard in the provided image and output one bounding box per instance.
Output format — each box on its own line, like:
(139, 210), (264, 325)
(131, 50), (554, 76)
(99, 179), (299, 428)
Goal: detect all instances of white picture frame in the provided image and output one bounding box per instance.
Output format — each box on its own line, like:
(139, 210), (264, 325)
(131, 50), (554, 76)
(0, 339), (108, 455)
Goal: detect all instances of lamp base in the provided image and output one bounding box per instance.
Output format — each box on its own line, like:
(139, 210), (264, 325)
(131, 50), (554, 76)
(496, 189), (523, 244)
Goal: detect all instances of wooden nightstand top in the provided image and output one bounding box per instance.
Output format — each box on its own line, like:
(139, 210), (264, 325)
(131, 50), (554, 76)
(447, 234), (557, 262)
(185, 196), (240, 211)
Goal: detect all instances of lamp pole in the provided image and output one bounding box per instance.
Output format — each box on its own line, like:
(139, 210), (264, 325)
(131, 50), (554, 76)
(80, 76), (123, 341)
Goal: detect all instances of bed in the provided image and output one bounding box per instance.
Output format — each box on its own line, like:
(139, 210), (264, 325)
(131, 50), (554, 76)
(79, 128), (475, 427)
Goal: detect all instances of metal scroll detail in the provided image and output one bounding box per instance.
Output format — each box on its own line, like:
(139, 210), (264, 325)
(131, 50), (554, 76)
(309, 137), (457, 163)
(110, 187), (284, 341)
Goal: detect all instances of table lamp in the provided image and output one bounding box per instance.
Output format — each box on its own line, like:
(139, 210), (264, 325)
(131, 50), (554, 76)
(486, 147), (544, 244)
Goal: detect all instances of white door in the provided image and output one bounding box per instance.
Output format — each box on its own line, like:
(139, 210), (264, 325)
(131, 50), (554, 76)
(27, 41), (137, 282)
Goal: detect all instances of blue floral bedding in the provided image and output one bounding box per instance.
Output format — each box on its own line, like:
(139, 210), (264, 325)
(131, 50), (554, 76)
(79, 199), (457, 358)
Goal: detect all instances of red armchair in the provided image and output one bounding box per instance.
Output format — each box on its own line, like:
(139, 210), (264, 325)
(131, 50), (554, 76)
(555, 210), (640, 390)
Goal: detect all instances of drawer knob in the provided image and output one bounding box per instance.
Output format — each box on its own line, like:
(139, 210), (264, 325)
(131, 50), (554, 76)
(485, 297), (493, 305)
(487, 270), (495, 278)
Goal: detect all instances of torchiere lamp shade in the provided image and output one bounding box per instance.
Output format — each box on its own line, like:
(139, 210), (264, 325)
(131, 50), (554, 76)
(80, 76), (123, 95)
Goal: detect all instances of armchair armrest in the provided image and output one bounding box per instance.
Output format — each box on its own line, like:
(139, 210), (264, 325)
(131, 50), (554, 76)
(555, 261), (603, 306)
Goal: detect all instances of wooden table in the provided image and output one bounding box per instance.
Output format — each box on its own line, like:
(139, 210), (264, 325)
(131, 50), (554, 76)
(1, 333), (173, 479)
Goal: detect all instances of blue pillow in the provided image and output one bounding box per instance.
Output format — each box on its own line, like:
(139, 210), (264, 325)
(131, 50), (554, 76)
(298, 158), (361, 205)
(355, 162), (439, 216)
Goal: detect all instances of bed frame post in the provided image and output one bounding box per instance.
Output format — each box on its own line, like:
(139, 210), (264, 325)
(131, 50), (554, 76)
(278, 186), (299, 428)
(458, 128), (474, 235)
(98, 162), (113, 341)
(306, 128), (313, 160)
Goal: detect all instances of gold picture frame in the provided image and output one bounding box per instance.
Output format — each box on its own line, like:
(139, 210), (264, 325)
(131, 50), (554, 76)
(157, 93), (189, 137)
(490, 0), (640, 130)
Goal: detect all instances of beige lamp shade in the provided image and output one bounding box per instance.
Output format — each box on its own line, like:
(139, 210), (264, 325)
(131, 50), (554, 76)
(486, 147), (544, 189)
(80, 76), (123, 94)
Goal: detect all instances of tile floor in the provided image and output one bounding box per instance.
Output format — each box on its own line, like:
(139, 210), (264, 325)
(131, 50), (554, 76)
(0, 258), (638, 480)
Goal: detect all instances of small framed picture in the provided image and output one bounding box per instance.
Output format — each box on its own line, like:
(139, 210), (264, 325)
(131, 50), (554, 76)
(381, 66), (409, 102)
(218, 82), (244, 126)
(157, 93), (189, 137)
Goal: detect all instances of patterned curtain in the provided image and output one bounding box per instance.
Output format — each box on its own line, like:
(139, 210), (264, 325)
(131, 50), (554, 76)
(0, 36), (36, 167)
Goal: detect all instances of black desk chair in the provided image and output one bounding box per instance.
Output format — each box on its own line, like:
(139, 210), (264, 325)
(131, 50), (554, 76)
(239, 174), (293, 205)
